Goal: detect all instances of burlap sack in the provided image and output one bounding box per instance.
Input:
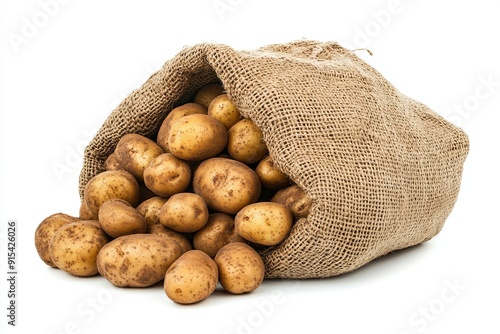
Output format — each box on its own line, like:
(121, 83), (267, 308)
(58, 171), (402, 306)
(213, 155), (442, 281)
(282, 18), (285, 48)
(79, 40), (469, 279)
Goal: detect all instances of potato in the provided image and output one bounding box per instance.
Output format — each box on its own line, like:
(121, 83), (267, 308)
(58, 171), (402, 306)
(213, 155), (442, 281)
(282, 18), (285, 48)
(114, 134), (165, 180)
(193, 158), (261, 214)
(104, 152), (123, 171)
(208, 94), (241, 130)
(84, 170), (141, 216)
(34, 213), (80, 267)
(255, 155), (291, 189)
(148, 224), (193, 253)
(159, 193), (209, 233)
(193, 83), (224, 108)
(97, 234), (182, 287)
(98, 199), (147, 238)
(79, 200), (98, 220)
(137, 196), (168, 227)
(143, 153), (191, 197)
(164, 250), (218, 304)
(156, 103), (207, 152)
(214, 242), (265, 294)
(50, 220), (109, 276)
(235, 202), (292, 246)
(227, 119), (268, 164)
(193, 213), (245, 258)
(270, 184), (312, 219)
(168, 114), (227, 161)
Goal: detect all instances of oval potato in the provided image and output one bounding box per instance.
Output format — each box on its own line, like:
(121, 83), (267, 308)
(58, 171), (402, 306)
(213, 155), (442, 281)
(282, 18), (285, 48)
(98, 199), (147, 238)
(143, 153), (191, 197)
(97, 234), (183, 287)
(193, 213), (244, 258)
(193, 83), (224, 108)
(227, 119), (268, 164)
(136, 196), (168, 227)
(270, 184), (312, 219)
(208, 94), (241, 130)
(159, 193), (209, 233)
(255, 155), (291, 190)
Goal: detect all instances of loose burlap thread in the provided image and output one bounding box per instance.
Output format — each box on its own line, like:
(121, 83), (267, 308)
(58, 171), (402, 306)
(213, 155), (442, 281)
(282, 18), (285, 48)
(79, 40), (469, 279)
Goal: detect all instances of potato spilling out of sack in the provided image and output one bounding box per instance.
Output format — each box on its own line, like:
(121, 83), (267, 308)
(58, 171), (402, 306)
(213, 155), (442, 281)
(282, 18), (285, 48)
(36, 40), (468, 306)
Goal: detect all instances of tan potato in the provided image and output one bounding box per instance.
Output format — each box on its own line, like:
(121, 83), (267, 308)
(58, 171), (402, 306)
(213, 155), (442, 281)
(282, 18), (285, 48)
(137, 196), (168, 227)
(193, 83), (224, 108)
(97, 234), (182, 287)
(98, 199), (147, 238)
(255, 155), (291, 189)
(193, 213), (245, 258)
(84, 170), (141, 216)
(270, 184), (312, 219)
(159, 193), (209, 233)
(156, 103), (207, 152)
(148, 224), (193, 254)
(143, 153), (191, 197)
(50, 220), (109, 276)
(114, 134), (165, 180)
(79, 200), (98, 220)
(164, 250), (218, 304)
(168, 114), (227, 161)
(208, 94), (242, 130)
(227, 119), (268, 164)
(193, 157), (261, 214)
(235, 202), (293, 246)
(214, 242), (265, 294)
(104, 152), (123, 171)
(34, 213), (80, 267)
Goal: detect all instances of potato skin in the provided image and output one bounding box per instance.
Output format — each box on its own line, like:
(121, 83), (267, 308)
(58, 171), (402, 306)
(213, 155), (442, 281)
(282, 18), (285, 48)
(214, 242), (265, 294)
(156, 103), (207, 152)
(208, 94), (241, 130)
(35, 213), (80, 267)
(270, 184), (312, 219)
(143, 153), (191, 197)
(193, 213), (244, 258)
(136, 196), (169, 227)
(104, 152), (123, 171)
(79, 200), (98, 220)
(148, 224), (193, 254)
(114, 134), (165, 180)
(164, 250), (218, 304)
(84, 170), (141, 216)
(255, 155), (291, 190)
(235, 202), (293, 246)
(193, 157), (261, 214)
(98, 199), (147, 238)
(159, 193), (209, 233)
(97, 234), (182, 287)
(227, 119), (268, 164)
(193, 83), (224, 108)
(168, 114), (228, 161)
(50, 220), (109, 276)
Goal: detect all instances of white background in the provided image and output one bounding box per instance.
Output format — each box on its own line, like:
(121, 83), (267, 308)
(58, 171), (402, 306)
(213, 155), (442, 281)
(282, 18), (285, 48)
(1, 0), (499, 333)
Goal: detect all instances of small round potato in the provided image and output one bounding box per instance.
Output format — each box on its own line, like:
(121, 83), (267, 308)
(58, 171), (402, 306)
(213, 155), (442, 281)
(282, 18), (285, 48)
(114, 133), (165, 180)
(143, 153), (191, 197)
(84, 170), (141, 216)
(193, 82), (224, 108)
(168, 114), (228, 161)
(35, 213), (80, 267)
(156, 103), (207, 152)
(159, 193), (209, 233)
(98, 199), (147, 238)
(193, 158), (261, 214)
(208, 94), (242, 130)
(79, 200), (98, 220)
(214, 242), (265, 294)
(270, 184), (312, 219)
(235, 202), (293, 246)
(50, 220), (109, 276)
(97, 234), (183, 287)
(193, 213), (245, 258)
(136, 196), (169, 227)
(164, 250), (218, 304)
(227, 119), (268, 164)
(104, 152), (123, 171)
(148, 224), (193, 254)
(255, 155), (291, 189)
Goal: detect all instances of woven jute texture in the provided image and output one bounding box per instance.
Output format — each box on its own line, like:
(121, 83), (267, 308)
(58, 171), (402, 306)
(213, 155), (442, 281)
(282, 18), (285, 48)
(79, 40), (469, 279)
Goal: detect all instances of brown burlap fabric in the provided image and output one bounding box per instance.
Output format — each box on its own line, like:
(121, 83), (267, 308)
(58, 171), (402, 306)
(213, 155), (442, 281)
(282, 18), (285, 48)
(79, 40), (469, 279)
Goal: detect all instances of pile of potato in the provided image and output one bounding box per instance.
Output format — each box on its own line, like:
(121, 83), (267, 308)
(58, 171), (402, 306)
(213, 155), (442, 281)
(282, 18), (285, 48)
(34, 83), (312, 304)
